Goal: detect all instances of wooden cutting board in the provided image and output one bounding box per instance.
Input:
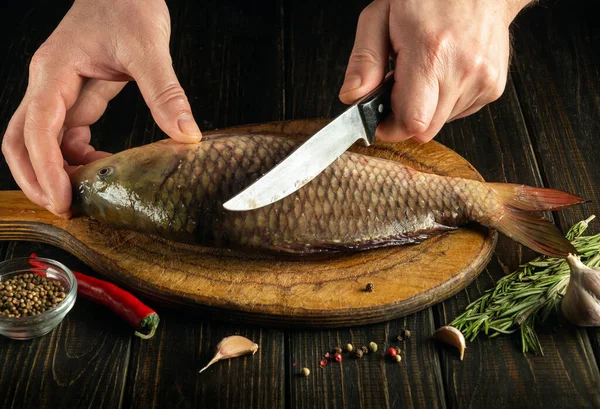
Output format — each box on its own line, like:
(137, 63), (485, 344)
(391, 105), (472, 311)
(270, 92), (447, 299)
(0, 119), (496, 328)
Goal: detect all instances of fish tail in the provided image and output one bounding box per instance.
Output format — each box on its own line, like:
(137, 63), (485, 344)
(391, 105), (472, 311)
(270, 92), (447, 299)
(487, 183), (587, 258)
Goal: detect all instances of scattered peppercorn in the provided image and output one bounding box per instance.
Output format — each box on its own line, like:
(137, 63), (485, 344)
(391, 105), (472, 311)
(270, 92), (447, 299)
(365, 283), (374, 292)
(355, 349), (364, 359)
(320, 359), (328, 368)
(345, 343), (353, 352)
(324, 352), (331, 359)
(301, 367), (310, 377)
(361, 346), (369, 355)
(397, 328), (412, 341)
(334, 352), (342, 363)
(334, 347), (343, 355)
(368, 342), (378, 353)
(388, 347), (397, 358)
(0, 273), (66, 318)
(394, 354), (402, 363)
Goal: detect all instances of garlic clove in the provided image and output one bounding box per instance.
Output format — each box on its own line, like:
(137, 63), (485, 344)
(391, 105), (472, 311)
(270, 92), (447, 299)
(199, 335), (259, 373)
(434, 325), (466, 360)
(562, 254), (600, 327)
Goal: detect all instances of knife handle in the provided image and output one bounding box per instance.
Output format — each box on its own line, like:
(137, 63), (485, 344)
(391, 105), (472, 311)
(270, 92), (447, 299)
(356, 74), (395, 144)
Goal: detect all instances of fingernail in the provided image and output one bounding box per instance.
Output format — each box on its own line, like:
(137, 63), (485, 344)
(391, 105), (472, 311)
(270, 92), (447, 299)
(412, 135), (429, 144)
(178, 114), (202, 141)
(57, 211), (72, 220)
(340, 75), (362, 94)
(45, 203), (71, 219)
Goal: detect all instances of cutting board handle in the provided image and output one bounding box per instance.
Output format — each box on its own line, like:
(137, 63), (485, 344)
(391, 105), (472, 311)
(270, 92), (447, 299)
(0, 191), (84, 257)
(0, 120), (495, 328)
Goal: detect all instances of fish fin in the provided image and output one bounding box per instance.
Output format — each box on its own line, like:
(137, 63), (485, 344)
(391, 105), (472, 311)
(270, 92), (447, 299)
(268, 225), (456, 255)
(487, 184), (585, 258)
(488, 183), (587, 211)
(493, 207), (577, 258)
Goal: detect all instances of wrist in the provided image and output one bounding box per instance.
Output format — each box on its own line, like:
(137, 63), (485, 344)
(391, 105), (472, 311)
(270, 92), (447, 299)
(504, 0), (537, 22)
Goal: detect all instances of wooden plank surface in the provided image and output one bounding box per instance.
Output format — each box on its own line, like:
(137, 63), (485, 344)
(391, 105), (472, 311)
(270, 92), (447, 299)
(432, 2), (600, 406)
(509, 0), (600, 386)
(118, 0), (288, 408)
(283, 1), (445, 407)
(0, 125), (497, 327)
(0, 1), (132, 408)
(124, 322), (284, 409)
(433, 84), (600, 409)
(0, 243), (132, 409)
(1, 0), (599, 408)
(287, 313), (446, 409)
(0, 0), (289, 408)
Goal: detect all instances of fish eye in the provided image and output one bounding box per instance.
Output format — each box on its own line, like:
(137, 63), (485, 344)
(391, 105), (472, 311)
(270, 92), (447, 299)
(97, 166), (114, 179)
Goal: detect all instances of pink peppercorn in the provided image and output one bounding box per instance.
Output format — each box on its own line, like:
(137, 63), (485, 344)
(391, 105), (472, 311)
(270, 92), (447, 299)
(334, 352), (342, 363)
(388, 347), (397, 358)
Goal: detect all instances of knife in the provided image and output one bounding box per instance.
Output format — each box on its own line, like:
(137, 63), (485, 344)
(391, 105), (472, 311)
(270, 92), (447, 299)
(223, 74), (395, 211)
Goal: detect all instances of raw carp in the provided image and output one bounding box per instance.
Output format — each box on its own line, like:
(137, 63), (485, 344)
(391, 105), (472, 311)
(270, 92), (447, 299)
(70, 134), (584, 257)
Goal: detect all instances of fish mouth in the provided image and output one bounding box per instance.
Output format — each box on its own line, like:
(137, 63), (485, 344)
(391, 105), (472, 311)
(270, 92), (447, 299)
(69, 166), (95, 217)
(70, 180), (89, 217)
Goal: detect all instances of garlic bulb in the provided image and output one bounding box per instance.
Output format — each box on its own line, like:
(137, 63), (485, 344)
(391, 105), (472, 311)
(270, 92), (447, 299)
(561, 254), (600, 327)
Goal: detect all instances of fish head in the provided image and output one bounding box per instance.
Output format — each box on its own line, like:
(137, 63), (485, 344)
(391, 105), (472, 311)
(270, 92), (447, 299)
(69, 140), (184, 231)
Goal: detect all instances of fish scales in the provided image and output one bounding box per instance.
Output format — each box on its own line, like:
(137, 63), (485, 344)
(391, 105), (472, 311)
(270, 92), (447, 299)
(70, 133), (584, 257)
(107, 135), (490, 251)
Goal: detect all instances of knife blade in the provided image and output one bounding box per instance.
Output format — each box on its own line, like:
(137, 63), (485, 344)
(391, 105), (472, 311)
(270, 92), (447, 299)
(223, 74), (395, 211)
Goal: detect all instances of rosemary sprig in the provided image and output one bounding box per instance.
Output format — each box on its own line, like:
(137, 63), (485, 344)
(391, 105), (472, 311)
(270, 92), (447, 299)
(449, 215), (600, 355)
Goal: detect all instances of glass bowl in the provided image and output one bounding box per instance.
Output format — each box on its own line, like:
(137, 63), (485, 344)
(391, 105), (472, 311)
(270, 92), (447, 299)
(0, 257), (77, 340)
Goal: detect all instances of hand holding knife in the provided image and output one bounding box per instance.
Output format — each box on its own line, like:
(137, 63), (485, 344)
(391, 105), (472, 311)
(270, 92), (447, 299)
(223, 74), (395, 212)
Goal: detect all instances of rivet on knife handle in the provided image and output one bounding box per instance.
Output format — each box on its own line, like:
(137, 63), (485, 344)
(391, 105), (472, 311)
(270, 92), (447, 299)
(356, 74), (395, 144)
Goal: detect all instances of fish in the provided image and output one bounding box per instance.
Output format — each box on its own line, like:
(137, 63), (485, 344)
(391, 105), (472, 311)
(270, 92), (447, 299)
(69, 133), (585, 258)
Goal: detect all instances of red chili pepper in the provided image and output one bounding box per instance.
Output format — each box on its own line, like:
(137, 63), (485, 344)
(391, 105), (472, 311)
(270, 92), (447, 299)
(29, 253), (159, 339)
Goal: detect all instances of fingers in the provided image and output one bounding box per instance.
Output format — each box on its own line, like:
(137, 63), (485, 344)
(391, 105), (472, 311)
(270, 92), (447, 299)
(60, 79), (125, 165)
(446, 91), (486, 122)
(2, 43), (105, 217)
(339, 1), (390, 104)
(377, 46), (508, 143)
(65, 79), (128, 128)
(411, 88), (457, 143)
(3, 96), (72, 218)
(128, 51), (202, 143)
(21, 53), (84, 215)
(2, 101), (49, 209)
(449, 102), (486, 121)
(449, 60), (508, 122)
(61, 126), (112, 166)
(15, 47), (85, 217)
(376, 63), (440, 142)
(23, 90), (76, 216)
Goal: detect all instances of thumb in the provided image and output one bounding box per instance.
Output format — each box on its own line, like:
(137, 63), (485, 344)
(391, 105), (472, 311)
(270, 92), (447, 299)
(339, 3), (390, 104)
(130, 51), (202, 143)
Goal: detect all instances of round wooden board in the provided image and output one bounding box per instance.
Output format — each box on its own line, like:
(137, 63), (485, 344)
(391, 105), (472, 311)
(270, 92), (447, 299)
(0, 119), (496, 328)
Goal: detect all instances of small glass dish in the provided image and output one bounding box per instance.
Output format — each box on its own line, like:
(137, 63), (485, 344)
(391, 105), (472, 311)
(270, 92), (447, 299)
(0, 257), (77, 340)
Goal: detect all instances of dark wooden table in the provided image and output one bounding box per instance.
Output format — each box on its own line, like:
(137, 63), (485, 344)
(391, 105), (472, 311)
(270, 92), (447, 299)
(1, 0), (599, 408)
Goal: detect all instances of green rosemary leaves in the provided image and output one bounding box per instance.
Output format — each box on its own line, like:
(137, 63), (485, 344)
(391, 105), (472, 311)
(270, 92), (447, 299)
(449, 216), (600, 355)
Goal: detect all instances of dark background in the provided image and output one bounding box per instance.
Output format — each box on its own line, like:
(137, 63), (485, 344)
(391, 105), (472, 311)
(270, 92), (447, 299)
(1, 0), (599, 408)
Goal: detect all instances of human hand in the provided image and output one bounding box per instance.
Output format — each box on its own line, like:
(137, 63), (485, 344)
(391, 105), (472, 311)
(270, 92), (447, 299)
(2, 0), (202, 218)
(339, 0), (533, 142)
